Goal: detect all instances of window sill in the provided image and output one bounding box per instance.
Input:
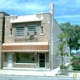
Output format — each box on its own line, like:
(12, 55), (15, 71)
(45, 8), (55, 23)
(15, 63), (35, 65)
(9, 35), (12, 36)
(15, 37), (25, 38)
(15, 37), (25, 40)
(40, 34), (44, 36)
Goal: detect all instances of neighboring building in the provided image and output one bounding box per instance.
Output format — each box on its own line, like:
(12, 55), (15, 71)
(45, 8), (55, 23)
(0, 12), (9, 69)
(0, 3), (70, 70)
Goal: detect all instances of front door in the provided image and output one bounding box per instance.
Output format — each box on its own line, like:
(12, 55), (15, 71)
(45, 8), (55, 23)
(39, 53), (45, 68)
(7, 53), (13, 68)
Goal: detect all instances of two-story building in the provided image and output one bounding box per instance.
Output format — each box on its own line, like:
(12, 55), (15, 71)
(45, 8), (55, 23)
(0, 2), (70, 70)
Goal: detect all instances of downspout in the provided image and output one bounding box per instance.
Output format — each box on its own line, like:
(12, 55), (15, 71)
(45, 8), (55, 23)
(49, 2), (54, 70)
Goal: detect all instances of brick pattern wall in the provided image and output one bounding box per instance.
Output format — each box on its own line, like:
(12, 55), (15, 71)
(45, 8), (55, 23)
(4, 13), (66, 69)
(53, 19), (62, 69)
(3, 52), (49, 69)
(4, 13), (50, 43)
(0, 12), (9, 69)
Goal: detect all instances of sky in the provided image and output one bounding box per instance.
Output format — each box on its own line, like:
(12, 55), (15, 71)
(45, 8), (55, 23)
(0, 0), (80, 25)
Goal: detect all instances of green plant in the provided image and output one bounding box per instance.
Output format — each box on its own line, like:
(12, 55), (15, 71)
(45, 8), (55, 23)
(60, 65), (68, 70)
(71, 61), (80, 70)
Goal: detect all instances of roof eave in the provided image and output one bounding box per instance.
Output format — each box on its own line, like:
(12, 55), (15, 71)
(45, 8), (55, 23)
(10, 20), (42, 23)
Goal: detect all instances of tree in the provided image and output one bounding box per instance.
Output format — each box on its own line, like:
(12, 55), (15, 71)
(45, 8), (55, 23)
(58, 33), (68, 74)
(60, 22), (80, 54)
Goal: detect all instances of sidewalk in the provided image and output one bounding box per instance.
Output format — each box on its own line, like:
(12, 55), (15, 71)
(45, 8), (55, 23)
(68, 72), (80, 78)
(0, 69), (57, 77)
(0, 68), (80, 78)
(0, 67), (61, 77)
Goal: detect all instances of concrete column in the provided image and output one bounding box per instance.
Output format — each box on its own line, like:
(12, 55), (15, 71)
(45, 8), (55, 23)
(49, 2), (54, 70)
(7, 53), (13, 68)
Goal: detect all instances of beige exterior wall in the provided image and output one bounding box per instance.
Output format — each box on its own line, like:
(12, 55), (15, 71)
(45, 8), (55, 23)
(0, 12), (9, 69)
(4, 13), (50, 43)
(3, 53), (49, 69)
(3, 13), (50, 69)
(3, 12), (69, 69)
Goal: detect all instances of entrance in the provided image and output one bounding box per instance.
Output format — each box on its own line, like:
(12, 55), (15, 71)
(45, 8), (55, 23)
(39, 53), (45, 67)
(7, 53), (13, 68)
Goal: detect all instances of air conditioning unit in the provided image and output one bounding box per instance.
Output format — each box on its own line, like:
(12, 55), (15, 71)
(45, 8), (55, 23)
(27, 31), (37, 40)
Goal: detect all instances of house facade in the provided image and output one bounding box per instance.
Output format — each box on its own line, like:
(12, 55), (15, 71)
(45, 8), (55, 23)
(0, 3), (70, 70)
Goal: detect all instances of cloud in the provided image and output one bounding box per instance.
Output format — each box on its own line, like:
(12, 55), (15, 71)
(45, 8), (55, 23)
(0, 0), (80, 25)
(0, 0), (50, 14)
(55, 15), (80, 25)
(55, 15), (80, 18)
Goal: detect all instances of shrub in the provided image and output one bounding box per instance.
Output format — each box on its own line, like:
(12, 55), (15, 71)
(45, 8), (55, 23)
(71, 61), (80, 70)
(60, 65), (68, 70)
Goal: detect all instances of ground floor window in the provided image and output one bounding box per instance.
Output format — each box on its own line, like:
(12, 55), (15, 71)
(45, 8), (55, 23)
(16, 53), (35, 63)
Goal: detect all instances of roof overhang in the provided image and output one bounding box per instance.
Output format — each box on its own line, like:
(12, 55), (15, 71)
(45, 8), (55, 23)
(2, 42), (49, 52)
(10, 15), (42, 23)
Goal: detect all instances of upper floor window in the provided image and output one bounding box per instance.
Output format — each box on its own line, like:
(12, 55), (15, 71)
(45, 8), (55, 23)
(40, 26), (44, 35)
(27, 26), (37, 36)
(27, 25), (37, 40)
(16, 26), (24, 37)
(10, 28), (12, 35)
(28, 26), (36, 32)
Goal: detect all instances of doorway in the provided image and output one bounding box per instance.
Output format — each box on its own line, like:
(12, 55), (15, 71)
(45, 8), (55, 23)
(7, 53), (13, 68)
(39, 53), (45, 68)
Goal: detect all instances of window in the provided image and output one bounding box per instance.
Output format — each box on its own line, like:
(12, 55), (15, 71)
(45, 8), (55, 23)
(10, 28), (12, 35)
(28, 26), (36, 32)
(16, 26), (24, 37)
(40, 26), (44, 35)
(27, 26), (37, 36)
(16, 53), (35, 63)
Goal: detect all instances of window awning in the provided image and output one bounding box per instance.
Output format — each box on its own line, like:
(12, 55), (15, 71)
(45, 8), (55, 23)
(2, 42), (49, 52)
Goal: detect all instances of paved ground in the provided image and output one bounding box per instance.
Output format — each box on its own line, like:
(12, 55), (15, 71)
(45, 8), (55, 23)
(0, 69), (80, 78)
(0, 75), (80, 80)
(0, 69), (56, 76)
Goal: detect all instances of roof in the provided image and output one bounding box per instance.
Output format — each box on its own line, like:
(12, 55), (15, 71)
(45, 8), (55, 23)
(10, 15), (42, 23)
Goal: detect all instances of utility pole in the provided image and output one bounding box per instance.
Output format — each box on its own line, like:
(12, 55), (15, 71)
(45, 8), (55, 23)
(49, 2), (54, 70)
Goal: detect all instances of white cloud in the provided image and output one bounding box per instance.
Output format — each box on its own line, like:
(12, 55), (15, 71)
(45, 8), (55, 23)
(0, 0), (79, 15)
(55, 15), (80, 18)
(0, 0), (80, 25)
(0, 0), (49, 14)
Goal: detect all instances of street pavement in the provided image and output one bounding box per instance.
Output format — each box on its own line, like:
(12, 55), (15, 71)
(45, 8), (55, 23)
(0, 63), (80, 79)
(0, 75), (80, 80)
(0, 69), (80, 78)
